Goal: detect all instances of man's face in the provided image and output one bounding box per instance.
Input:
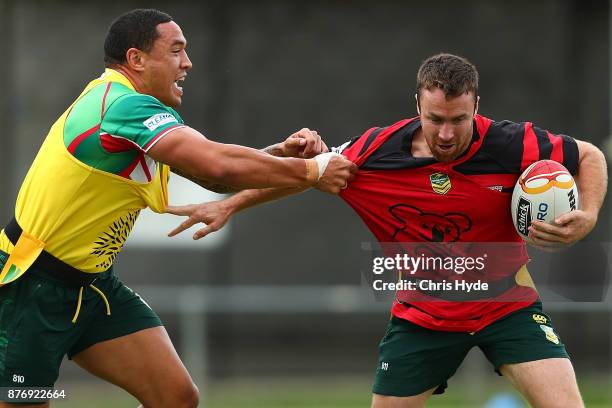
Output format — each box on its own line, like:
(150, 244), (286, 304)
(140, 21), (192, 108)
(417, 88), (478, 163)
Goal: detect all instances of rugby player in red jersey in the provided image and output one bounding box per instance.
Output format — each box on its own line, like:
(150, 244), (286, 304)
(168, 54), (607, 408)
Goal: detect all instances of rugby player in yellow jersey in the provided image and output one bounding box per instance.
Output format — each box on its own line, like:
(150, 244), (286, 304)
(0, 9), (356, 408)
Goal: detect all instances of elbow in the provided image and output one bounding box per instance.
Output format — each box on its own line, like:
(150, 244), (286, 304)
(577, 140), (607, 167)
(207, 165), (232, 182)
(578, 140), (604, 158)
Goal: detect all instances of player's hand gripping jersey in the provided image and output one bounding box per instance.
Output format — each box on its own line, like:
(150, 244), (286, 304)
(0, 69), (185, 281)
(338, 115), (578, 332)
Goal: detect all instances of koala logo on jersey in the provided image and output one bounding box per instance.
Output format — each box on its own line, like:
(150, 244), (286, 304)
(389, 204), (472, 242)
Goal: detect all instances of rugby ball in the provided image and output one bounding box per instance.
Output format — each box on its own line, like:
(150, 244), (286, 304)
(511, 160), (579, 242)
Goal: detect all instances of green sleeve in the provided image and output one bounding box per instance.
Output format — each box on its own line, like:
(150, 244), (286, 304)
(101, 94), (185, 151)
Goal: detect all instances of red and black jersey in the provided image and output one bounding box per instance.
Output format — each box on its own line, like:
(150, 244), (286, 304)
(339, 114), (579, 332)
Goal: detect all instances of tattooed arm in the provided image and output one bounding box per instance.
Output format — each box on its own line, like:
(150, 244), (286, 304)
(170, 167), (239, 194)
(261, 144), (286, 157)
(170, 128), (328, 193)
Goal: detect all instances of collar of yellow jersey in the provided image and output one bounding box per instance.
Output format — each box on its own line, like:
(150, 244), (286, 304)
(101, 68), (136, 90)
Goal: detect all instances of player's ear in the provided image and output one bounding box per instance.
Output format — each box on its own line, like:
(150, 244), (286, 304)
(474, 95), (480, 115)
(415, 93), (421, 115)
(125, 48), (146, 72)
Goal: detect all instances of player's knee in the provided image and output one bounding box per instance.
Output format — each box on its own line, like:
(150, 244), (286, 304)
(535, 399), (583, 408)
(522, 383), (583, 408)
(534, 393), (583, 408)
(175, 380), (199, 408)
(157, 378), (198, 408)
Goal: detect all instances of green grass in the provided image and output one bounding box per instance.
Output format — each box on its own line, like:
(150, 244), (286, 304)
(52, 375), (612, 407)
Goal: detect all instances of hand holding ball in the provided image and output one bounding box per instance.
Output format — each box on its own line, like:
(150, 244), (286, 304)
(511, 160), (579, 243)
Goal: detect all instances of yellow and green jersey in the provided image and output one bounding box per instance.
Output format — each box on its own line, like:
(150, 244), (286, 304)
(0, 69), (185, 279)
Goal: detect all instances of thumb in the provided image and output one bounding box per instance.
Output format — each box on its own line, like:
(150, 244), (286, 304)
(286, 137), (306, 147)
(555, 210), (578, 225)
(165, 204), (195, 216)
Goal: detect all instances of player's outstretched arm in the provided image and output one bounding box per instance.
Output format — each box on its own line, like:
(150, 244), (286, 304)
(149, 126), (355, 193)
(167, 186), (307, 239)
(166, 153), (355, 239)
(166, 148), (352, 240)
(165, 127), (341, 239)
(529, 140), (607, 247)
(168, 128), (329, 193)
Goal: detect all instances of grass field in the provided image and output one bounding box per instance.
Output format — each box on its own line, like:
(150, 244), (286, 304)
(51, 375), (612, 407)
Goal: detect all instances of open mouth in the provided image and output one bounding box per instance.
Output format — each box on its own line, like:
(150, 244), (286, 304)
(438, 144), (454, 151)
(174, 76), (186, 93)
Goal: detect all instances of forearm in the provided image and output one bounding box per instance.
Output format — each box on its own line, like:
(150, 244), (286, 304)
(171, 141), (293, 192)
(207, 143), (317, 189)
(575, 140), (608, 216)
(225, 187), (309, 214)
(148, 127), (319, 189)
(170, 167), (240, 194)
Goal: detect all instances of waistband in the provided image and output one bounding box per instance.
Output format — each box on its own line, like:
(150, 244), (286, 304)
(4, 217), (107, 288)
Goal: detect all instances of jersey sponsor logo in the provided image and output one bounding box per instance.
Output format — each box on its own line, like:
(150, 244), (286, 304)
(429, 173), (451, 195)
(532, 313), (547, 324)
(487, 185), (503, 192)
(539, 324), (560, 344)
(516, 197), (531, 236)
(389, 204), (472, 242)
(143, 113), (178, 132)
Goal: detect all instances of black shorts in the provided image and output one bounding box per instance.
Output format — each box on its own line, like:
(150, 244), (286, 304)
(0, 250), (162, 395)
(373, 302), (569, 397)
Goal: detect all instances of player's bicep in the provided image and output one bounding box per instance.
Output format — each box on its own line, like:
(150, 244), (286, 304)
(147, 126), (226, 181)
(575, 139), (603, 171)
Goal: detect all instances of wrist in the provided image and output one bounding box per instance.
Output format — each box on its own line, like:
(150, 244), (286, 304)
(305, 159), (319, 184)
(309, 152), (343, 185)
(582, 208), (599, 225)
(223, 195), (243, 215)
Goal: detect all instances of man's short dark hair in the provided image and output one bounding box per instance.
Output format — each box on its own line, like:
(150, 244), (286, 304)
(416, 53), (479, 102)
(104, 9), (173, 67)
